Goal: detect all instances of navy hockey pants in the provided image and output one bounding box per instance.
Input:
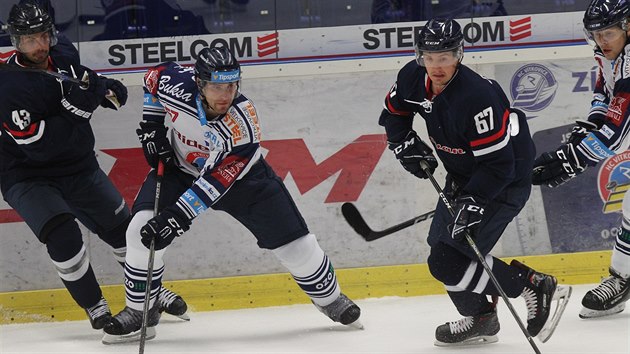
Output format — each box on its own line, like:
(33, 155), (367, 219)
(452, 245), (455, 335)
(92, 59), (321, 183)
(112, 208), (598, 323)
(426, 174), (532, 316)
(3, 167), (130, 244)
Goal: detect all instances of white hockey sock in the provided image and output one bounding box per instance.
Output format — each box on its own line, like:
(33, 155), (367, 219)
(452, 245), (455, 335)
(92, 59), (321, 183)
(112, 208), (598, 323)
(612, 227), (630, 278)
(124, 210), (166, 310)
(272, 234), (341, 306)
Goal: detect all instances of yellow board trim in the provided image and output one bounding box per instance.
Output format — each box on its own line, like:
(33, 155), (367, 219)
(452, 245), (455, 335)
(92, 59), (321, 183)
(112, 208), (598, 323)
(0, 250), (612, 325)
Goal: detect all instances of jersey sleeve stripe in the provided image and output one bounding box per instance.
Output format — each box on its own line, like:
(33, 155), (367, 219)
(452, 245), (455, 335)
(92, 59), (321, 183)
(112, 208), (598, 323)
(471, 130), (510, 157)
(385, 95), (412, 116)
(3, 121), (45, 144)
(470, 109), (509, 148)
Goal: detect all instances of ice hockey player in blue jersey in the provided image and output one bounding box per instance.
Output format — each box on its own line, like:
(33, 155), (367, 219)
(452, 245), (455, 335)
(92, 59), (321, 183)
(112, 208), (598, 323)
(0, 0), (187, 330)
(533, 0), (630, 319)
(102, 46), (362, 344)
(378, 17), (572, 346)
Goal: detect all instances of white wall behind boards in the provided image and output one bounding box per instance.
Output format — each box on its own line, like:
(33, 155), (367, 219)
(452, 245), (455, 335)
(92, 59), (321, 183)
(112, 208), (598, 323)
(1, 43), (613, 292)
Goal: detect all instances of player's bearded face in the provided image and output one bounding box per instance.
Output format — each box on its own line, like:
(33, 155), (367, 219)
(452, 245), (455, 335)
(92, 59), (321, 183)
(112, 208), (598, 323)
(201, 82), (238, 114)
(423, 52), (458, 87)
(17, 32), (51, 64)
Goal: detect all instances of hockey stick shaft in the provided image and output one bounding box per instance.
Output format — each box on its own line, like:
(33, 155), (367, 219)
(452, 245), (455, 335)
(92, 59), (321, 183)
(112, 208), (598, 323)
(0, 62), (121, 108)
(139, 161), (164, 354)
(0, 61), (87, 87)
(341, 202), (434, 241)
(420, 161), (541, 354)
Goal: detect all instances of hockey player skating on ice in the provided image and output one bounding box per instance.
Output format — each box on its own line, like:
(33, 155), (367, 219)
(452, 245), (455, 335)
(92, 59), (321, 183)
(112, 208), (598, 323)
(102, 46), (362, 344)
(533, 0), (630, 319)
(0, 0), (187, 330)
(378, 17), (572, 346)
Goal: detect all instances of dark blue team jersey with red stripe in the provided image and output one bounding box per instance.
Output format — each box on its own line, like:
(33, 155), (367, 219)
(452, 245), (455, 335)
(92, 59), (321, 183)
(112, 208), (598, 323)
(0, 38), (98, 193)
(379, 60), (535, 201)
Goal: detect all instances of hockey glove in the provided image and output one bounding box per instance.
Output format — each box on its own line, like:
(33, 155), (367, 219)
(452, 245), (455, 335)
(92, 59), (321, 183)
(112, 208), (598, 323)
(61, 65), (107, 119)
(532, 143), (587, 188)
(140, 206), (191, 250)
(567, 119), (600, 145)
(100, 77), (128, 110)
(388, 131), (438, 179)
(136, 121), (175, 169)
(450, 195), (485, 241)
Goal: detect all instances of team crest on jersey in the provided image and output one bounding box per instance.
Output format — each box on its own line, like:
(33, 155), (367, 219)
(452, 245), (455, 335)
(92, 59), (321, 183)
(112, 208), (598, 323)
(186, 151), (209, 171)
(510, 63), (558, 113)
(598, 151), (630, 213)
(606, 93), (630, 127)
(144, 67), (161, 95)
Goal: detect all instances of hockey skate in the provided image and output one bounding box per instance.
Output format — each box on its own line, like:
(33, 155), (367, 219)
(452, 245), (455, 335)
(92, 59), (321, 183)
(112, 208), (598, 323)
(580, 267), (630, 319)
(434, 308), (500, 346)
(313, 293), (363, 329)
(512, 260), (571, 343)
(101, 305), (161, 344)
(158, 286), (190, 321)
(85, 296), (112, 330)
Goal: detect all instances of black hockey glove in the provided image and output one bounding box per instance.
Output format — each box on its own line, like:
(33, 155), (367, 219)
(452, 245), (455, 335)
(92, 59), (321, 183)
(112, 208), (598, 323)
(388, 131), (438, 179)
(532, 143), (587, 188)
(100, 77), (128, 110)
(140, 206), (191, 250)
(567, 119), (600, 145)
(136, 121), (175, 169)
(450, 195), (486, 242)
(61, 65), (107, 119)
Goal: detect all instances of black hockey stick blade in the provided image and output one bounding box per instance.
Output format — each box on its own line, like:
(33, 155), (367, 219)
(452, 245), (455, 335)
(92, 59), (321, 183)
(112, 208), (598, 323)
(341, 202), (435, 241)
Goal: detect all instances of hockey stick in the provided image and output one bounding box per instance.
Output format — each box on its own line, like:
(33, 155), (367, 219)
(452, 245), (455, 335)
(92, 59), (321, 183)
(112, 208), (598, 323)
(420, 161), (541, 354)
(0, 62), (121, 109)
(139, 161), (164, 354)
(341, 202), (434, 241)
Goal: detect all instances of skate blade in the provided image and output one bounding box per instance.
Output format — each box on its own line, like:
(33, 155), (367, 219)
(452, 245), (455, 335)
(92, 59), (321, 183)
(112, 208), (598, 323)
(101, 327), (156, 345)
(434, 335), (498, 347)
(579, 302), (626, 319)
(346, 319), (364, 330)
(170, 312), (190, 321)
(537, 285), (572, 343)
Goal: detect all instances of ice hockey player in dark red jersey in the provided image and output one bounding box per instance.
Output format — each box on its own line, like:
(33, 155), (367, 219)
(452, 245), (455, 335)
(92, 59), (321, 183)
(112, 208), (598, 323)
(102, 45), (362, 344)
(378, 17), (572, 345)
(0, 0), (185, 330)
(533, 0), (630, 319)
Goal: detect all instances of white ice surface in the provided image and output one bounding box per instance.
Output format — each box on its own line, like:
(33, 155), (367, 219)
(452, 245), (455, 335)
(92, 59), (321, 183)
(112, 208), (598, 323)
(1, 284), (628, 354)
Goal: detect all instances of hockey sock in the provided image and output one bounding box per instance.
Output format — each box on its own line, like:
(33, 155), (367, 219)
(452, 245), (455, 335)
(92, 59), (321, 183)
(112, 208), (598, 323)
(45, 218), (102, 308)
(612, 226), (630, 278)
(272, 233), (341, 307)
(429, 242), (523, 298)
(123, 210), (167, 310)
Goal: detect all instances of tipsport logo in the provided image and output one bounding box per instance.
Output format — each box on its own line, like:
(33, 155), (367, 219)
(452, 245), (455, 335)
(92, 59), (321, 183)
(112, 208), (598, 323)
(211, 69), (240, 83)
(510, 63), (558, 113)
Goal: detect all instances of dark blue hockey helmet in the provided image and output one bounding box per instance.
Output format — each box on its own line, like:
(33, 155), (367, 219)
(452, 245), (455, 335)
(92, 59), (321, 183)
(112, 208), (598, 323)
(415, 18), (464, 66)
(7, 1), (58, 50)
(583, 0), (630, 32)
(195, 46), (241, 84)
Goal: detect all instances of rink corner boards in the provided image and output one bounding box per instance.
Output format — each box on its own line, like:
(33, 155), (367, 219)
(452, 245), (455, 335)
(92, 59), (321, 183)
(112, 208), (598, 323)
(0, 250), (612, 325)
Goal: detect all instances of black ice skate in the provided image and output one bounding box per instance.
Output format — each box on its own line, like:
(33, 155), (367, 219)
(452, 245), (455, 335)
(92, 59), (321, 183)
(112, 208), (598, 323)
(101, 305), (161, 344)
(158, 286), (190, 321)
(85, 296), (112, 330)
(580, 267), (630, 319)
(313, 293), (363, 329)
(512, 260), (571, 343)
(434, 308), (500, 346)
